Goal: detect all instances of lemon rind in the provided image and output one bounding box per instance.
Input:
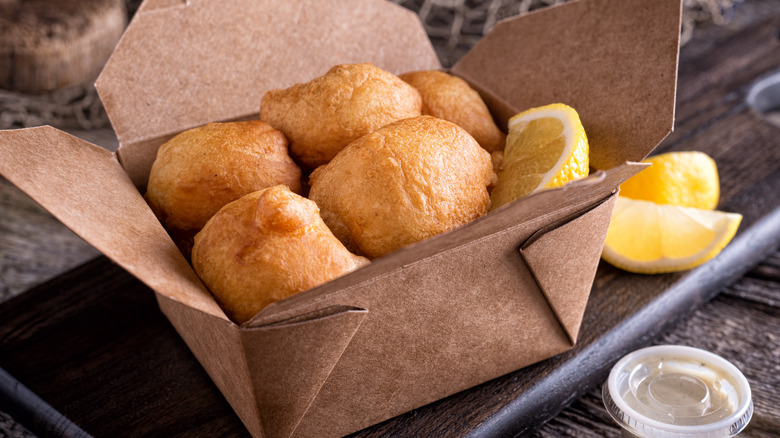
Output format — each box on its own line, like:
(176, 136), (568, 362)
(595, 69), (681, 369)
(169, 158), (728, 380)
(619, 151), (720, 210)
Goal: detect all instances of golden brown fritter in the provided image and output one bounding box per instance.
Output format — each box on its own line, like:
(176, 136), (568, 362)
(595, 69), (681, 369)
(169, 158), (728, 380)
(145, 121), (302, 256)
(308, 116), (497, 259)
(491, 150), (504, 178)
(260, 63), (422, 170)
(399, 70), (506, 153)
(191, 186), (369, 324)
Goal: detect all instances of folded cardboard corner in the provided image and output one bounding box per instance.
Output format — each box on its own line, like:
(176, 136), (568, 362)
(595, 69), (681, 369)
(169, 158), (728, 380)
(0, 0), (681, 436)
(520, 192), (617, 344)
(160, 163), (644, 438)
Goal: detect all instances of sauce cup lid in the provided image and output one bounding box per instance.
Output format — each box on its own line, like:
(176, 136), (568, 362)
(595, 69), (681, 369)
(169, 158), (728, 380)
(603, 345), (753, 437)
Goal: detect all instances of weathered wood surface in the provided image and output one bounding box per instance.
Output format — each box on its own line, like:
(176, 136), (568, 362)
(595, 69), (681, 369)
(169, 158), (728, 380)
(1, 1), (779, 437)
(535, 252), (780, 438)
(0, 257), (244, 437)
(0, 249), (776, 438)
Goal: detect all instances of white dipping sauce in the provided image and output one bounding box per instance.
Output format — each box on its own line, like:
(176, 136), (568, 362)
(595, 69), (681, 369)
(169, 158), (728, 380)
(604, 345), (752, 437)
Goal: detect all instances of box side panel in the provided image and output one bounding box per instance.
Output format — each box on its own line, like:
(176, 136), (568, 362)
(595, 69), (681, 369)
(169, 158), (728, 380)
(0, 126), (225, 320)
(242, 163), (645, 438)
(117, 133), (176, 192)
(288, 200), (585, 437)
(241, 307), (368, 438)
(97, 0), (441, 187)
(452, 0), (682, 169)
(157, 295), (263, 437)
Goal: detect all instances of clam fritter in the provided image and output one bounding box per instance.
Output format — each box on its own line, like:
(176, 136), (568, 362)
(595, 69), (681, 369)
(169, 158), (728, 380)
(399, 70), (505, 153)
(260, 63), (422, 170)
(191, 186), (369, 324)
(308, 116), (497, 259)
(145, 121), (301, 256)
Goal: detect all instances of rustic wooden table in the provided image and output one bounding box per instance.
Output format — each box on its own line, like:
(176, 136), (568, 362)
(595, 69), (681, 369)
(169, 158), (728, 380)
(1, 1), (779, 437)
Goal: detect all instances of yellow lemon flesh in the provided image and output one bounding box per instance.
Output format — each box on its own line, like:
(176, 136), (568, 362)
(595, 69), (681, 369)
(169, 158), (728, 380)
(620, 151), (720, 210)
(489, 103), (589, 211)
(602, 197), (741, 274)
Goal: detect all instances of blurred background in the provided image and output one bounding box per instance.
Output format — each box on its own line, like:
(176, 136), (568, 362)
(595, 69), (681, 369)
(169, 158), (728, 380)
(0, 0), (747, 134)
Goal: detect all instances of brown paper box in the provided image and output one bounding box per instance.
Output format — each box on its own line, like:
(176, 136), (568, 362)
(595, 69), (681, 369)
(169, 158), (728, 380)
(0, 0), (681, 436)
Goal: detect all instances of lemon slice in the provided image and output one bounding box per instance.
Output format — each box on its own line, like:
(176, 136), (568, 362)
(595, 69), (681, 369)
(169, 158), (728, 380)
(602, 197), (742, 274)
(620, 151), (720, 210)
(490, 103), (589, 211)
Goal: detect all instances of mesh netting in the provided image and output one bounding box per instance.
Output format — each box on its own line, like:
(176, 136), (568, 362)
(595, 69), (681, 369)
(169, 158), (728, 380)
(0, 0), (740, 131)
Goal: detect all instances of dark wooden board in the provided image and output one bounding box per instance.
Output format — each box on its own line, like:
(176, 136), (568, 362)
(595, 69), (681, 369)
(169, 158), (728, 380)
(0, 249), (777, 438)
(0, 257), (246, 437)
(1, 3), (780, 438)
(535, 252), (780, 438)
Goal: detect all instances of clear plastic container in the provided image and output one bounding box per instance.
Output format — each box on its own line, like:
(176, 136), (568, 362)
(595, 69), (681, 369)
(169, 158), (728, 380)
(603, 345), (753, 437)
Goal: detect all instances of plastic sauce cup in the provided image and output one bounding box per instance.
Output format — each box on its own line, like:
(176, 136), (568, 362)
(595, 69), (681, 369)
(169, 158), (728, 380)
(603, 345), (753, 437)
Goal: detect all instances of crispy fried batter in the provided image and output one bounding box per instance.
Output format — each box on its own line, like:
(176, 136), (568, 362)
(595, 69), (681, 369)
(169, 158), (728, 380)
(191, 186), (369, 324)
(400, 70), (505, 153)
(309, 116), (497, 259)
(145, 121), (301, 256)
(260, 63), (422, 170)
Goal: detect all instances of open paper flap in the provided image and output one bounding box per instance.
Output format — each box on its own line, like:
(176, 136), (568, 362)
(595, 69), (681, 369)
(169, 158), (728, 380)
(96, 0), (441, 189)
(0, 126), (225, 321)
(452, 0), (682, 170)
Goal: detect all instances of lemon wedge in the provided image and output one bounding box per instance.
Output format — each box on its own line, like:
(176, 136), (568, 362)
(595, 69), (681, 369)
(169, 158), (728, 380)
(602, 197), (742, 274)
(620, 151), (720, 210)
(490, 103), (589, 211)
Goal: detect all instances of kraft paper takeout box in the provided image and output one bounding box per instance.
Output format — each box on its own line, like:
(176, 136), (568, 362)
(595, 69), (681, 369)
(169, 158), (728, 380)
(0, 0), (681, 436)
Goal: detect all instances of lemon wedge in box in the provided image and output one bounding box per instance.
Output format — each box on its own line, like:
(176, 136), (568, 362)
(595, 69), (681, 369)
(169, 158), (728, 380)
(489, 104), (589, 211)
(619, 151), (720, 210)
(602, 197), (741, 274)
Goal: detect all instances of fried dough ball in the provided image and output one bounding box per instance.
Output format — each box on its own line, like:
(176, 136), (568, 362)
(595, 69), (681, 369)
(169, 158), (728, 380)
(145, 121), (302, 256)
(309, 116), (497, 259)
(491, 150), (504, 176)
(260, 63), (422, 170)
(399, 70), (506, 153)
(191, 186), (369, 324)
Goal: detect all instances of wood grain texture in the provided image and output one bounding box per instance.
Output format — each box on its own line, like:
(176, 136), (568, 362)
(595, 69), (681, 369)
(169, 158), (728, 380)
(0, 249), (776, 438)
(535, 253), (780, 438)
(0, 411), (35, 438)
(0, 366), (90, 438)
(0, 257), (246, 437)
